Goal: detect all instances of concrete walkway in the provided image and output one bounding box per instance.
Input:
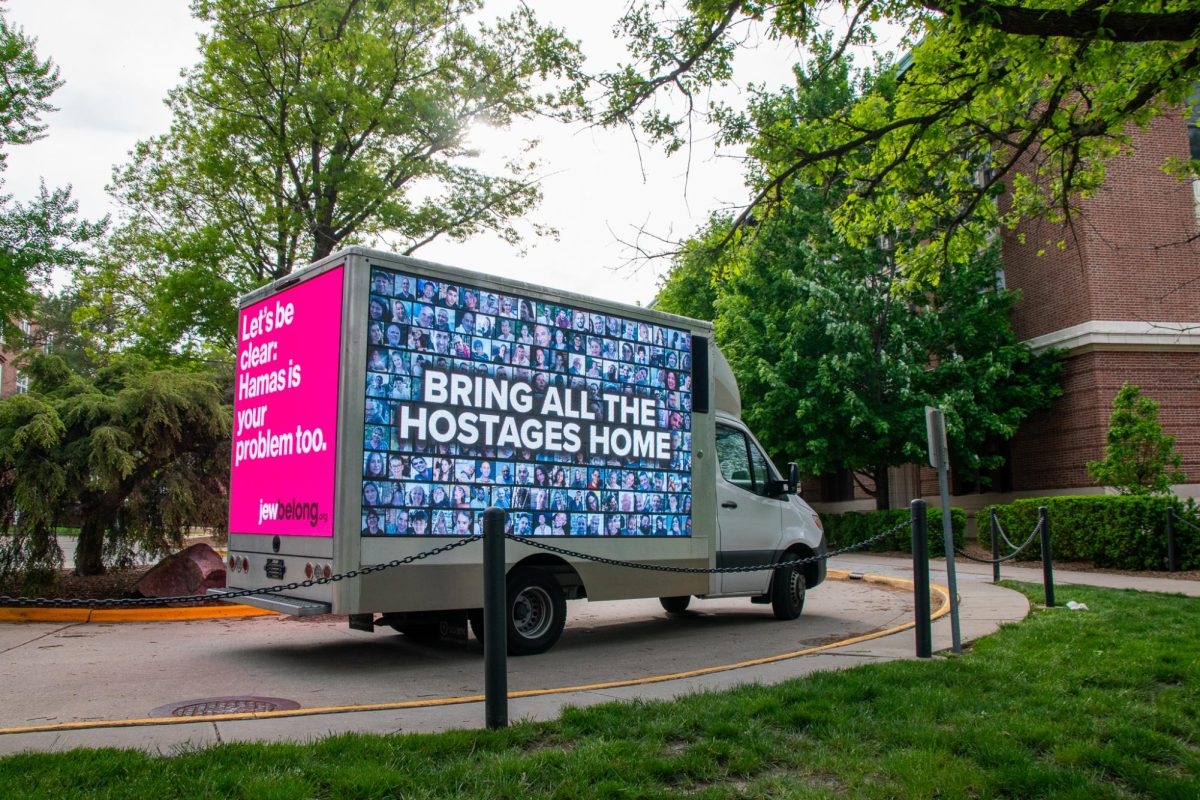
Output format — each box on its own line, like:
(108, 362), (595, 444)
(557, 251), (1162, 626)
(839, 552), (1200, 597)
(1, 555), (1190, 755)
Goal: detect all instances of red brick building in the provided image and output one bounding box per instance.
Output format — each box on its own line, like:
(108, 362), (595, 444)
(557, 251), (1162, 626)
(808, 106), (1200, 514)
(0, 320), (33, 399)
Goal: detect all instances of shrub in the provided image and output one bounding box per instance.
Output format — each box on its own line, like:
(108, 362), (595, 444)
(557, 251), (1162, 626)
(981, 495), (1200, 571)
(821, 507), (966, 556)
(1086, 384), (1186, 495)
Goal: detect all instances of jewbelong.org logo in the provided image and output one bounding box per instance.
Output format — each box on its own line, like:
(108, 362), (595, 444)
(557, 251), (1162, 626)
(257, 497), (329, 528)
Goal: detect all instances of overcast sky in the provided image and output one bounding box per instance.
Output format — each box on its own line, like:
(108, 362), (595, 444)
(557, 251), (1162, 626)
(2, 0), (804, 306)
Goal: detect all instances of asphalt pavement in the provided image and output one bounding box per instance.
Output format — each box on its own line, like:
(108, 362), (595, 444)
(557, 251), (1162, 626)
(0, 554), (1190, 755)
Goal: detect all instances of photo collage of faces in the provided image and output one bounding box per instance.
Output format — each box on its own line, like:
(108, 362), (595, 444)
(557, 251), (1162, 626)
(360, 266), (694, 538)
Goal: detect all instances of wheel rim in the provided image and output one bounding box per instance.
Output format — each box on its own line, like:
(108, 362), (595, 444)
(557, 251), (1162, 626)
(512, 586), (553, 639)
(787, 566), (804, 606)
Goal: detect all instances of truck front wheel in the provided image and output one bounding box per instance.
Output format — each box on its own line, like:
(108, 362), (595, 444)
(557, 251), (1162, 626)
(770, 558), (806, 620)
(507, 567), (566, 655)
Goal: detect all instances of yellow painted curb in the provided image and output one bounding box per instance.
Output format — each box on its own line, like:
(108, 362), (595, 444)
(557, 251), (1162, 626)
(0, 604), (279, 624)
(0, 572), (954, 737)
(89, 606), (279, 623)
(0, 607), (91, 623)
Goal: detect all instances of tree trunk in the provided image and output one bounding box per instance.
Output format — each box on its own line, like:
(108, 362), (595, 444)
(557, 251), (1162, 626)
(74, 515), (108, 576)
(874, 465), (891, 511)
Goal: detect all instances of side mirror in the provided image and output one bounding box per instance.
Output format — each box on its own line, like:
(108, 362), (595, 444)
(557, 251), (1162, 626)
(787, 462), (800, 495)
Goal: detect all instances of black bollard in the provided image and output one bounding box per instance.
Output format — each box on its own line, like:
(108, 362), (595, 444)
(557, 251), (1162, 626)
(990, 508), (1001, 583)
(482, 507), (508, 729)
(1038, 506), (1055, 608)
(911, 499), (932, 658)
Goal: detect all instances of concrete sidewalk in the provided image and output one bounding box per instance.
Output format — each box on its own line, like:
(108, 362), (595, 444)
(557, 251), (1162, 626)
(838, 552), (1200, 598)
(0, 561), (1030, 755)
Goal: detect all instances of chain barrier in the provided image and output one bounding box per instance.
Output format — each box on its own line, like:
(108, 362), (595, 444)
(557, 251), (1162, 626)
(1173, 512), (1200, 534)
(993, 516), (1021, 551)
(0, 535), (482, 609)
(503, 519), (908, 574)
(1, 518), (909, 608)
(953, 517), (1044, 565)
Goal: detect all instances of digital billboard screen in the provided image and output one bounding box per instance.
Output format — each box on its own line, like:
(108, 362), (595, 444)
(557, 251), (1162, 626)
(229, 266), (344, 536)
(360, 266), (693, 537)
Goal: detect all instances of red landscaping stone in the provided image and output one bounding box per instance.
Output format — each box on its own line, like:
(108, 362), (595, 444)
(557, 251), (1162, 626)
(135, 543), (226, 599)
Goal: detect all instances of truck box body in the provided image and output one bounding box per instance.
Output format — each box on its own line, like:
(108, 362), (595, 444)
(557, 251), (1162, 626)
(225, 247), (732, 617)
(224, 248), (826, 652)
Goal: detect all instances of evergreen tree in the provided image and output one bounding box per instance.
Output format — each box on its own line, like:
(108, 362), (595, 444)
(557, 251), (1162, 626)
(1087, 384), (1187, 495)
(0, 355), (231, 586)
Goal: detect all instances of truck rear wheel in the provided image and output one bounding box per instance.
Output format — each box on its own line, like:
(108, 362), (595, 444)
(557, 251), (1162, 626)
(506, 567), (566, 656)
(770, 558), (806, 620)
(659, 596), (691, 613)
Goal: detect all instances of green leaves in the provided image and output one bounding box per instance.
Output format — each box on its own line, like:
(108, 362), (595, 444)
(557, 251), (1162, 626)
(1087, 384), (1187, 495)
(603, 0), (1200, 281)
(660, 169), (1061, 507)
(0, 8), (105, 335)
(0, 355), (231, 584)
(97, 0), (586, 358)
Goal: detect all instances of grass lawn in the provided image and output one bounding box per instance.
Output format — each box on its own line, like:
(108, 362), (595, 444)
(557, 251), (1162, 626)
(1, 582), (1197, 799)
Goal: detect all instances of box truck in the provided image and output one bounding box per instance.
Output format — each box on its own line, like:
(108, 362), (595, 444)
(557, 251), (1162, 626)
(215, 247), (826, 654)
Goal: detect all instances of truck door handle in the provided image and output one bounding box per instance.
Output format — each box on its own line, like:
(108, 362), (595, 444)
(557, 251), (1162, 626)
(721, 501), (738, 509)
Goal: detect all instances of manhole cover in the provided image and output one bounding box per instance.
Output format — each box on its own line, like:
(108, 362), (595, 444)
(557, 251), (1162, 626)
(148, 696), (301, 718)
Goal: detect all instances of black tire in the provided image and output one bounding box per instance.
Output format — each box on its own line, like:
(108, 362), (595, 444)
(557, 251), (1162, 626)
(659, 596), (691, 614)
(506, 566), (566, 656)
(770, 558), (806, 621)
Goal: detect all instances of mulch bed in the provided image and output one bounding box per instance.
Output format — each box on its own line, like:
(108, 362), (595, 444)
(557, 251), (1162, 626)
(0, 566), (155, 601)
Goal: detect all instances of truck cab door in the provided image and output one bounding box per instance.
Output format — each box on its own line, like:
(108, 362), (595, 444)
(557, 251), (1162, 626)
(714, 422), (784, 595)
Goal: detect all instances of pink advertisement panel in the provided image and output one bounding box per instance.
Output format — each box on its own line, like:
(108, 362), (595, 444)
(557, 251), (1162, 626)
(229, 266), (344, 536)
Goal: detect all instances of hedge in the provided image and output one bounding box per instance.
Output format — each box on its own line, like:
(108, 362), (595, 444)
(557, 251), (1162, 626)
(821, 507), (966, 556)
(981, 495), (1200, 571)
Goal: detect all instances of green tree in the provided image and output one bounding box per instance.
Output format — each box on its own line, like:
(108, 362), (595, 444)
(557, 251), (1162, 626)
(601, 1), (1200, 278)
(0, 355), (231, 585)
(1087, 384), (1187, 495)
(0, 8), (103, 336)
(87, 0), (584, 357)
(660, 180), (1061, 509)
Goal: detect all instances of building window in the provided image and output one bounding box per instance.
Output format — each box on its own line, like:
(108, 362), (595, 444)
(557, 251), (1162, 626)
(15, 369), (28, 394)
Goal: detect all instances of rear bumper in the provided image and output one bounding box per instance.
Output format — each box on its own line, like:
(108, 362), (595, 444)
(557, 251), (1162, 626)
(207, 588), (332, 616)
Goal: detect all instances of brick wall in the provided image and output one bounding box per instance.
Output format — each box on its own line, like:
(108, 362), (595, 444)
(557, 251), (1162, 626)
(0, 347), (14, 398)
(1004, 109), (1200, 340)
(1011, 350), (1200, 490)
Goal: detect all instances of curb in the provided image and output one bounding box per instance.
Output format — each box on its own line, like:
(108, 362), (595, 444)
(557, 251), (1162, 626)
(0, 603), (279, 624)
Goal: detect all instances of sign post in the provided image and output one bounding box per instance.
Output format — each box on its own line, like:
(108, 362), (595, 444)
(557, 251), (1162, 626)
(925, 406), (961, 654)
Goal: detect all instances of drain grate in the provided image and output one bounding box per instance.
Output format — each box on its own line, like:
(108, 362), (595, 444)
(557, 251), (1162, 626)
(148, 696), (301, 718)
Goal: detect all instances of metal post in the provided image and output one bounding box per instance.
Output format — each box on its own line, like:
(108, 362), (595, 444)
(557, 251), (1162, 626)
(1166, 506), (1178, 573)
(1038, 506), (1055, 608)
(936, 471), (962, 654)
(990, 508), (1001, 583)
(911, 499), (932, 658)
(482, 507), (508, 729)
